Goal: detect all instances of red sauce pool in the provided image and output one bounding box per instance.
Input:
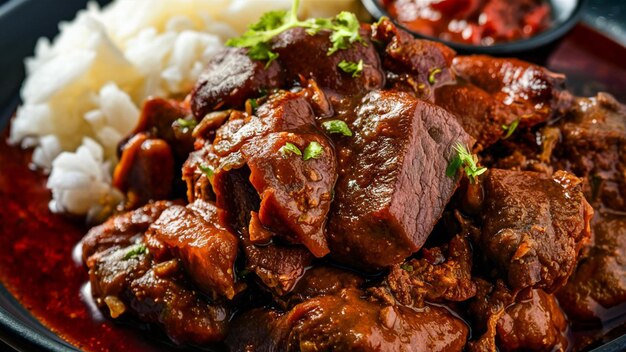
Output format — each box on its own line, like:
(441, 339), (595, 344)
(381, 0), (552, 45)
(0, 136), (180, 352)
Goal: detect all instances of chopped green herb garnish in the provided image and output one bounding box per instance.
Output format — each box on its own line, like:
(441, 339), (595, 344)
(428, 68), (442, 85)
(177, 118), (197, 129)
(249, 98), (259, 110)
(280, 142), (303, 158)
(226, 0), (364, 66)
(338, 59), (363, 78)
(322, 120), (353, 136)
(198, 164), (215, 180)
(502, 119), (520, 139)
(303, 141), (323, 160)
(324, 11), (365, 55)
(400, 263), (414, 272)
(123, 244), (147, 260)
(446, 142), (487, 184)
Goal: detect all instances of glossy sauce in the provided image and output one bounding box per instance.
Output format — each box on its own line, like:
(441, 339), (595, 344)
(382, 0), (552, 45)
(0, 137), (179, 352)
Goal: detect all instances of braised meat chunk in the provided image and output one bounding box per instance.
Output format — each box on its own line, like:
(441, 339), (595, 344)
(84, 205), (229, 344)
(227, 288), (469, 352)
(273, 27), (385, 97)
(82, 200), (175, 261)
(557, 213), (626, 324)
(113, 98), (195, 209)
(147, 200), (241, 300)
(479, 169), (593, 291)
(381, 234), (476, 307)
(435, 82), (505, 150)
(89, 249), (229, 344)
(435, 56), (571, 151)
(556, 93), (626, 209)
(327, 90), (471, 269)
(191, 47), (284, 119)
(278, 266), (364, 308)
(186, 91), (337, 257)
(242, 235), (314, 296)
(453, 55), (572, 127)
(372, 18), (456, 100)
(468, 280), (569, 352)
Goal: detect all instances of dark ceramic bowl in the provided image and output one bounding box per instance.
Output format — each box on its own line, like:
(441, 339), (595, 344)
(361, 0), (586, 54)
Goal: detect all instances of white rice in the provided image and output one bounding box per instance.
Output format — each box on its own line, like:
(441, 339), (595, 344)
(8, 0), (360, 217)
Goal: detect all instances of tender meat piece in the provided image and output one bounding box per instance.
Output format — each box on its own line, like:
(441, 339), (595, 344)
(147, 200), (242, 300)
(191, 47), (284, 119)
(496, 289), (569, 352)
(435, 81), (518, 150)
(480, 169), (593, 292)
(468, 280), (569, 352)
(225, 308), (287, 352)
(555, 93), (626, 210)
(372, 18), (456, 101)
(81, 201), (174, 261)
(87, 247), (228, 344)
(128, 97), (195, 160)
(453, 55), (572, 127)
(114, 98), (195, 209)
(383, 234), (476, 307)
(557, 213), (626, 324)
(327, 90), (471, 269)
(113, 133), (175, 209)
(186, 160), (313, 296)
(243, 235), (314, 296)
(242, 132), (335, 255)
(272, 27), (384, 97)
(211, 92), (316, 157)
(278, 266), (364, 308)
(226, 288), (469, 352)
(186, 92), (337, 257)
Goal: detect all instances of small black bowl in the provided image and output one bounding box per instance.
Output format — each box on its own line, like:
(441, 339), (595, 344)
(361, 0), (586, 55)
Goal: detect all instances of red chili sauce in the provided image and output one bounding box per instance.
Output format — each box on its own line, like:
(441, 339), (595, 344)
(0, 137), (182, 352)
(381, 0), (552, 45)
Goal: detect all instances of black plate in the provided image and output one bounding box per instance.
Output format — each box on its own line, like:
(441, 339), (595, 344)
(0, 0), (625, 351)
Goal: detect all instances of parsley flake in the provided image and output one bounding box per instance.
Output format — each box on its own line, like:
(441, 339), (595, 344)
(226, 0), (364, 65)
(176, 118), (197, 129)
(325, 11), (365, 55)
(428, 68), (442, 85)
(198, 164), (215, 180)
(322, 120), (353, 136)
(303, 141), (323, 160)
(400, 263), (414, 272)
(338, 59), (363, 78)
(446, 142), (487, 184)
(502, 119), (520, 139)
(280, 142), (303, 158)
(123, 244), (147, 260)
